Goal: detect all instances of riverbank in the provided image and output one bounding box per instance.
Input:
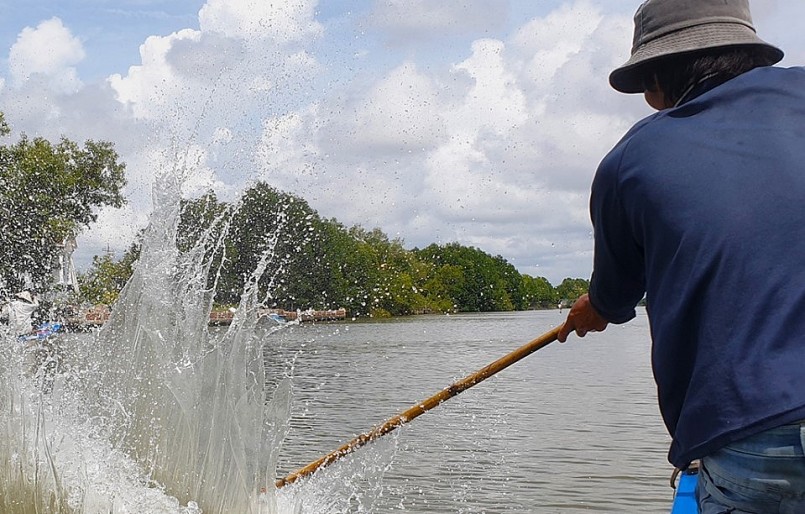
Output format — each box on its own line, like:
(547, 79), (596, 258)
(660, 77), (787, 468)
(211, 307), (348, 325)
(63, 305), (348, 330)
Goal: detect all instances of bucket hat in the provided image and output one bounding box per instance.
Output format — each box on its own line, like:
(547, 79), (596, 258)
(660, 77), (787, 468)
(15, 291), (34, 303)
(610, 0), (783, 93)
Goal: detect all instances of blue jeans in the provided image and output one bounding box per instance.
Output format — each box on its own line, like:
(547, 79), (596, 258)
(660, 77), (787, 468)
(697, 421), (805, 513)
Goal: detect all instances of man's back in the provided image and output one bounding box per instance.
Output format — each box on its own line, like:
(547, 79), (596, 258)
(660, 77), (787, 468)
(591, 65), (805, 467)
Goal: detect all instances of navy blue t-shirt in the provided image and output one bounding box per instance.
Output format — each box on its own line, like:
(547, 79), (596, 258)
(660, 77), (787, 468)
(588, 66), (805, 468)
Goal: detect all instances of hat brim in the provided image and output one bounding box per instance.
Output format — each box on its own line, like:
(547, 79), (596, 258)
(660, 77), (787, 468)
(15, 291), (33, 303)
(609, 22), (784, 94)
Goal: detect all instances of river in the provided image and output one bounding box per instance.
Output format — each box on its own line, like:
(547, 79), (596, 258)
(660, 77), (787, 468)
(268, 308), (674, 513)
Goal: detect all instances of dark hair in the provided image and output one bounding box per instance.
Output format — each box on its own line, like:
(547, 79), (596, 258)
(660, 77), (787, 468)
(641, 46), (775, 105)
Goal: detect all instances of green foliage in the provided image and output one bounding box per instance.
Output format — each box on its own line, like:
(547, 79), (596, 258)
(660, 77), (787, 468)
(177, 190), (228, 253)
(414, 243), (525, 312)
(521, 274), (559, 309)
(350, 227), (431, 316)
(177, 184), (427, 316)
(0, 115), (127, 291)
(169, 182), (579, 316)
(105, 180), (582, 316)
(78, 244), (140, 305)
(227, 183), (332, 308)
(555, 277), (591, 303)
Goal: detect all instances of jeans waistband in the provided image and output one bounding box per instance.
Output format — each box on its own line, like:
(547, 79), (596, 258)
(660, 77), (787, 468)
(723, 422), (805, 457)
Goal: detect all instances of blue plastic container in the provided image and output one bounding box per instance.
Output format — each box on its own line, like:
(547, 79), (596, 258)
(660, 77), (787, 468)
(670, 470), (698, 513)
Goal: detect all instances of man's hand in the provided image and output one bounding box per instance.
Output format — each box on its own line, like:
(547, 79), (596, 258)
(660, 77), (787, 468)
(558, 293), (609, 342)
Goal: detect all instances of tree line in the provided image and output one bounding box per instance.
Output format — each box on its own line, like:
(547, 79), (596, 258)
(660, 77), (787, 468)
(81, 182), (589, 316)
(0, 110), (589, 315)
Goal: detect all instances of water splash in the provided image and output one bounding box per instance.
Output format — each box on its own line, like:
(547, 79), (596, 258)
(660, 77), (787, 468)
(0, 163), (295, 513)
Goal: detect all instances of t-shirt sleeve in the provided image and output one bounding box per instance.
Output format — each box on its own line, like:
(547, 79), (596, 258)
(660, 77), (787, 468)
(587, 148), (646, 324)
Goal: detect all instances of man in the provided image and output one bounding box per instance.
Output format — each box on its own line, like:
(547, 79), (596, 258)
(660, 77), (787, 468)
(2, 291), (39, 337)
(557, 0), (805, 511)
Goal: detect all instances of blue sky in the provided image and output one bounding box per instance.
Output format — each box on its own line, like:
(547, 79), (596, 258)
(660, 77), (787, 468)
(0, 1), (200, 79)
(0, 0), (802, 284)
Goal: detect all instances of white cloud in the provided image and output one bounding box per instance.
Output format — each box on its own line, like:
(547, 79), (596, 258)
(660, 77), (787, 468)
(3, 0), (799, 285)
(176, 143), (237, 200)
(752, 0), (805, 65)
(0, 1), (634, 284)
(98, 0), (325, 224)
(246, 1), (636, 282)
(369, 0), (508, 44)
(347, 62), (446, 153)
(109, 0), (323, 126)
(108, 29), (202, 118)
(198, 0), (323, 45)
(76, 204), (144, 269)
(8, 17), (85, 93)
(510, 0), (604, 93)
(257, 109), (320, 185)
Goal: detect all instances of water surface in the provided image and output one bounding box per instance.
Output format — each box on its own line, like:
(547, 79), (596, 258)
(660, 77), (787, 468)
(270, 308), (674, 513)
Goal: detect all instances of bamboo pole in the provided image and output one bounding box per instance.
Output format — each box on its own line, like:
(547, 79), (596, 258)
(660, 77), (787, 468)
(275, 324), (562, 489)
